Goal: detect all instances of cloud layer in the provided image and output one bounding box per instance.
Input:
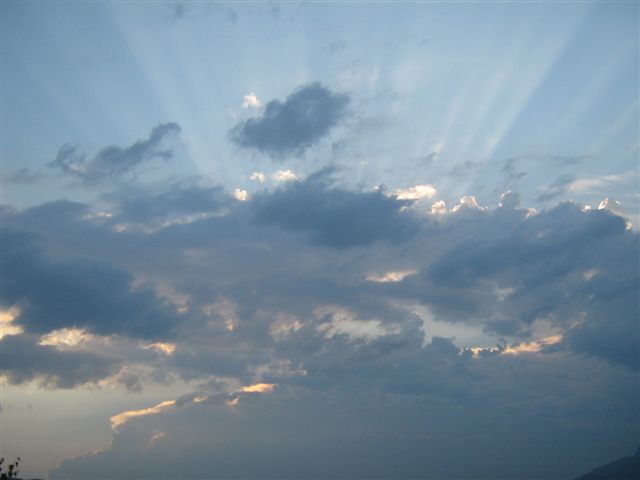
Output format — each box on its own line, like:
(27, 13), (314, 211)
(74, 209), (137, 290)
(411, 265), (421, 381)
(2, 163), (638, 478)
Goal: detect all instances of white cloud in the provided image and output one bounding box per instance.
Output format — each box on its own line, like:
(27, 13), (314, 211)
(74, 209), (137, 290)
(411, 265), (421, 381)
(568, 171), (637, 193)
(451, 195), (486, 212)
(315, 306), (399, 342)
(430, 200), (447, 215)
(250, 172), (266, 183)
(141, 342), (176, 355)
(273, 170), (299, 182)
(242, 92), (261, 109)
(0, 307), (24, 340)
(39, 328), (93, 349)
(233, 188), (249, 201)
(239, 383), (276, 393)
(393, 184), (437, 200)
(366, 270), (417, 283)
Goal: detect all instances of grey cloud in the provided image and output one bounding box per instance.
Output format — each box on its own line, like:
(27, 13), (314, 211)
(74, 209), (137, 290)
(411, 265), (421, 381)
(51, 350), (639, 480)
(501, 158), (527, 182)
(421, 203), (639, 369)
(2, 229), (181, 339)
(327, 40), (347, 53)
(448, 160), (483, 177)
(5, 179), (638, 373)
(171, 3), (187, 20)
(4, 167), (42, 184)
(251, 168), (419, 247)
(552, 154), (590, 166)
(229, 83), (349, 157)
(104, 181), (232, 225)
(536, 174), (574, 202)
(1, 334), (122, 389)
(49, 123), (181, 185)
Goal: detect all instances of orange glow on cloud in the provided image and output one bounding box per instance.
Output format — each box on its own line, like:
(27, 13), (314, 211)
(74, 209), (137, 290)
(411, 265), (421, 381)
(0, 307), (24, 339)
(502, 334), (563, 355)
(110, 400), (176, 431)
(142, 342), (176, 355)
(240, 383), (276, 393)
(39, 328), (92, 348)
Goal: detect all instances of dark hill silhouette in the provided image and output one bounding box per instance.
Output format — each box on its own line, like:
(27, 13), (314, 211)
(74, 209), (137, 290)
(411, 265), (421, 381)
(575, 446), (640, 479)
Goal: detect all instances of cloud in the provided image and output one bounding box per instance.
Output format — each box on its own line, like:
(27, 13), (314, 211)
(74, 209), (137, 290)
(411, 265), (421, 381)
(537, 174), (575, 202)
(3, 167), (42, 184)
(2, 229), (182, 339)
(229, 83), (350, 157)
(1, 180), (636, 393)
(250, 172), (266, 183)
(537, 171), (637, 203)
(233, 189), (249, 201)
(501, 158), (527, 183)
(422, 202), (639, 369)
(241, 92), (261, 109)
(273, 169), (298, 182)
(103, 181), (231, 226)
(1, 333), (122, 388)
(49, 123), (181, 185)
(393, 184), (437, 200)
(251, 168), (420, 248)
(3, 176), (638, 478)
(448, 160), (483, 177)
(51, 350), (639, 479)
(110, 399), (176, 431)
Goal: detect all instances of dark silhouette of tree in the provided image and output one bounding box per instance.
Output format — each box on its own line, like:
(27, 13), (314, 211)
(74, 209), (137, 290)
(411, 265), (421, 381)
(0, 457), (20, 479)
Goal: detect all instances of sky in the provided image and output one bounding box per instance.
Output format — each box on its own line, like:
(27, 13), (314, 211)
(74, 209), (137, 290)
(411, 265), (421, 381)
(0, 1), (638, 479)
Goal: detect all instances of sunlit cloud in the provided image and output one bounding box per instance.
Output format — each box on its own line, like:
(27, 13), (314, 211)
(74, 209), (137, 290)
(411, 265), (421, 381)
(0, 307), (24, 340)
(273, 169), (299, 182)
(242, 92), (262, 109)
(315, 306), (399, 342)
(451, 195), (486, 212)
(240, 383), (277, 393)
(269, 313), (303, 341)
(502, 334), (564, 355)
(148, 430), (167, 448)
(39, 328), (93, 349)
(250, 171), (266, 183)
(430, 200), (447, 215)
(110, 400), (176, 431)
(392, 184), (437, 200)
(366, 270), (417, 283)
(233, 188), (249, 201)
(142, 342), (177, 355)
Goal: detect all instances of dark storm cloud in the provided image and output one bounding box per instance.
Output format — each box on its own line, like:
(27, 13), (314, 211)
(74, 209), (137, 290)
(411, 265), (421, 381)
(251, 168), (419, 247)
(49, 123), (181, 185)
(1, 334), (122, 388)
(2, 229), (181, 339)
(229, 83), (350, 157)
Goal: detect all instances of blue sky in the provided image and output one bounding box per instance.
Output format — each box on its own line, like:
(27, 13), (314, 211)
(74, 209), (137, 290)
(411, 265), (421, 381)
(1, 2), (638, 479)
